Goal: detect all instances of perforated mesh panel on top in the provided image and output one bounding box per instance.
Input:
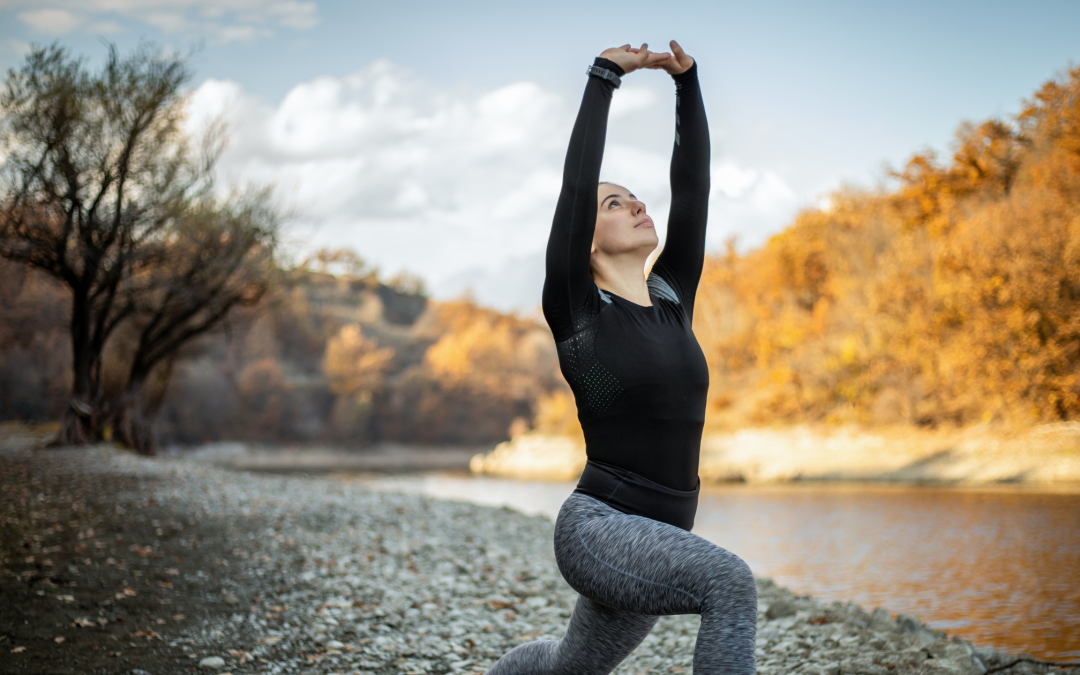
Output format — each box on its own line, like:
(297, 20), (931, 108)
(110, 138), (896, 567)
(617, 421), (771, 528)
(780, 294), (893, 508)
(555, 320), (623, 413)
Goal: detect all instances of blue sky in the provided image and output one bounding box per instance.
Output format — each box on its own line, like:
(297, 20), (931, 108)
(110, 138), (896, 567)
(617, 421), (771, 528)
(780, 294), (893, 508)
(2, 0), (1078, 311)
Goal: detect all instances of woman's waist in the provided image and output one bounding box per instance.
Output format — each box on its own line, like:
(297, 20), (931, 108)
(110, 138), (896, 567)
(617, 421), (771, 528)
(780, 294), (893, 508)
(573, 459), (699, 531)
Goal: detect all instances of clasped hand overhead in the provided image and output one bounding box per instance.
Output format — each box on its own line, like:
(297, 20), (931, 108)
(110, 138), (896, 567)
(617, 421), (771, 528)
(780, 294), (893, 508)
(599, 40), (694, 76)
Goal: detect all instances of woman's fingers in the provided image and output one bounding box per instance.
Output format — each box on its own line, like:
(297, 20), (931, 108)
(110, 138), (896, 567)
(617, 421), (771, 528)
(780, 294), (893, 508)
(669, 40), (694, 71)
(644, 54), (672, 69)
(598, 42), (676, 75)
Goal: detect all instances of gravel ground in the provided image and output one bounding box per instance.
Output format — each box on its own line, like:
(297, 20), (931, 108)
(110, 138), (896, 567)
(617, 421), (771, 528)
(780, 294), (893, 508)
(0, 444), (1069, 675)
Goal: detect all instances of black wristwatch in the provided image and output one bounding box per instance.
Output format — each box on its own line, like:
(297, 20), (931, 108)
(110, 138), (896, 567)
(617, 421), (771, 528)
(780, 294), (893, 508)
(586, 65), (621, 88)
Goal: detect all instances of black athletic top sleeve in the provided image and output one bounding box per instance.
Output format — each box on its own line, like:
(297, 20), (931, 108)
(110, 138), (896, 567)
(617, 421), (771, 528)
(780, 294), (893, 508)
(542, 57), (711, 499)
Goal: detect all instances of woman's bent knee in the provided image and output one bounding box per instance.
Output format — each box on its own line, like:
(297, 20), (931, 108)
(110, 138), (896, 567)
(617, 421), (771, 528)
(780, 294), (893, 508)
(702, 550), (756, 607)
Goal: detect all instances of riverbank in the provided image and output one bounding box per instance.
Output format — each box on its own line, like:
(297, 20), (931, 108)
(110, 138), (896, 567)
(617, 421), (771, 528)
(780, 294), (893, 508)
(0, 444), (1069, 675)
(471, 424), (1080, 486)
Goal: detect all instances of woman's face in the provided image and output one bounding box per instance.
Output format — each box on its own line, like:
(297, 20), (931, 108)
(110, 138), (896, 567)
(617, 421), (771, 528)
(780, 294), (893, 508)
(593, 183), (658, 257)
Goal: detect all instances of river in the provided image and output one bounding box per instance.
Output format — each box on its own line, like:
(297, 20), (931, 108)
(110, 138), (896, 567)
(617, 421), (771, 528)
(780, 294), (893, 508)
(343, 472), (1080, 661)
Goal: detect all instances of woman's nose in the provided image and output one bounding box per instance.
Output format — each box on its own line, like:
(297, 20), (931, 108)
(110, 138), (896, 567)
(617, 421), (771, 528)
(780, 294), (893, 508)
(632, 200), (646, 214)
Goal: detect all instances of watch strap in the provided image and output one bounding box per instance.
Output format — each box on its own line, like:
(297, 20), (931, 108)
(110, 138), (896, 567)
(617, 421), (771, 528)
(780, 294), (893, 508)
(586, 65), (621, 89)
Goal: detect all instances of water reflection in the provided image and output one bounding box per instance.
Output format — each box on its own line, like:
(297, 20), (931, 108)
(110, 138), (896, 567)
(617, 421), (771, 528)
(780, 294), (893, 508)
(346, 473), (1080, 660)
(692, 484), (1080, 660)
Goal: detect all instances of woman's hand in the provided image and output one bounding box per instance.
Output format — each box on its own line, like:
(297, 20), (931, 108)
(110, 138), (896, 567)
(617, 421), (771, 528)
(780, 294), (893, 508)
(644, 40), (694, 76)
(599, 43), (672, 75)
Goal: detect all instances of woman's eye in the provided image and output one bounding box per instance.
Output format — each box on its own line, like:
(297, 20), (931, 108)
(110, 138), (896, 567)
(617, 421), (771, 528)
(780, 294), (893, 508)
(608, 201), (619, 208)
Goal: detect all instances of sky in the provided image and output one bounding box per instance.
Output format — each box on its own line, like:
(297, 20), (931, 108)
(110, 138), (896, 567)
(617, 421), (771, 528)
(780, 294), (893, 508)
(2, 0), (1078, 312)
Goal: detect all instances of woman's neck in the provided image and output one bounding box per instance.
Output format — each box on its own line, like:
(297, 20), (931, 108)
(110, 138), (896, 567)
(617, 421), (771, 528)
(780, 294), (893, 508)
(592, 254), (652, 307)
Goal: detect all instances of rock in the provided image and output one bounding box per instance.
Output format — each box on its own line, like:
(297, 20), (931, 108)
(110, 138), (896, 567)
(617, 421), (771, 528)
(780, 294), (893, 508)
(927, 640), (952, 659)
(765, 599), (797, 620)
(923, 660), (969, 674)
(198, 656), (226, 670)
(896, 612), (937, 647)
(223, 593), (240, 605)
(869, 607), (894, 633)
(841, 658), (890, 675)
(524, 596), (548, 609)
(896, 613), (921, 633)
(928, 641), (985, 675)
(325, 640), (345, 650)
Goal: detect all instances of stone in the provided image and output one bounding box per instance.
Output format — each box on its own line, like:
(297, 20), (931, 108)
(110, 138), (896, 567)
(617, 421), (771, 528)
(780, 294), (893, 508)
(896, 613), (922, 634)
(841, 658), (890, 675)
(926, 640), (952, 659)
(765, 599), (797, 620)
(198, 656), (226, 670)
(896, 613), (937, 648)
(223, 593), (240, 605)
(869, 607), (894, 633)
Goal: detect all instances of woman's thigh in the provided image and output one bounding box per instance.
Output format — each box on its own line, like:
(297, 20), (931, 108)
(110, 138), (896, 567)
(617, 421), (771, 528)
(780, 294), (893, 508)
(554, 493), (752, 617)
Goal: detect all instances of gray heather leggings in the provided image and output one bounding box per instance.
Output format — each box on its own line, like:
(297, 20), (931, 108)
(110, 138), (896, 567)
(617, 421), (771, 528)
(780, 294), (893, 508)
(485, 492), (757, 675)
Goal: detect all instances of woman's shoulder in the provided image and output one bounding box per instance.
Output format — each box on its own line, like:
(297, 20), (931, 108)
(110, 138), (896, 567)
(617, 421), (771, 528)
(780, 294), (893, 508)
(646, 271), (681, 306)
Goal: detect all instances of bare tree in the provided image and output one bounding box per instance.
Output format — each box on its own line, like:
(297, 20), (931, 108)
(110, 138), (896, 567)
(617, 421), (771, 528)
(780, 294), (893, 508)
(106, 190), (280, 454)
(0, 42), (205, 444)
(0, 41), (281, 451)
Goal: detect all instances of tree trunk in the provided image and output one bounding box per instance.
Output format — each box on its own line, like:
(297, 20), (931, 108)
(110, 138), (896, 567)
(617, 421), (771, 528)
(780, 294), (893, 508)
(48, 291), (97, 448)
(105, 359), (174, 456)
(51, 401), (96, 448)
(109, 390), (157, 456)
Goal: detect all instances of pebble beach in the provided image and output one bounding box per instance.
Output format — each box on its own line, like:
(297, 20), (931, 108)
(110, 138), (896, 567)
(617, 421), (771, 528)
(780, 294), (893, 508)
(0, 444), (1070, 675)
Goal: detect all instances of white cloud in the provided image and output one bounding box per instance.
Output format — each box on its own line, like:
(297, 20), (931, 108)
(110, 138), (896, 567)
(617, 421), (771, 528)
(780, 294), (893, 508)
(609, 85), (657, 120)
(708, 160), (802, 252)
(183, 61), (809, 308)
(17, 8), (85, 34)
(4, 0), (319, 43)
(714, 162), (758, 199)
(185, 63), (572, 284)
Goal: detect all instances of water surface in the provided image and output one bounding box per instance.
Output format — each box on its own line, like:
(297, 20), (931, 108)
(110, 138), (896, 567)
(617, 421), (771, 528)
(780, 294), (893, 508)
(346, 473), (1080, 660)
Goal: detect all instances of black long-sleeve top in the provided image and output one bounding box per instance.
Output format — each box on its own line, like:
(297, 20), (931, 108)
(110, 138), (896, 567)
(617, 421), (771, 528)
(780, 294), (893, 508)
(542, 57), (711, 492)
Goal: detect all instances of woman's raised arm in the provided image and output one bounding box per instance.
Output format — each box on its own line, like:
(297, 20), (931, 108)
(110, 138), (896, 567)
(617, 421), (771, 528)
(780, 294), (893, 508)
(650, 41), (711, 321)
(541, 44), (671, 342)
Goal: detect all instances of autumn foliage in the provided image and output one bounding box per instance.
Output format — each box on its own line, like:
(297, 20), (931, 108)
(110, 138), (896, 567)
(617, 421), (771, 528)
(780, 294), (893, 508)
(696, 65), (1080, 429)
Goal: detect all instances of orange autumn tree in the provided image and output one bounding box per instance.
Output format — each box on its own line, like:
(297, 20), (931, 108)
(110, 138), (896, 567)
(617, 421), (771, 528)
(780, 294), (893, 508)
(423, 300), (560, 404)
(695, 65), (1080, 429)
(323, 324), (395, 440)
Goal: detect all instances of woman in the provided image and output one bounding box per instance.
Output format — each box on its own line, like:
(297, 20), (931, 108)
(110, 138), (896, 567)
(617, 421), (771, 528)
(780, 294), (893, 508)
(484, 42), (757, 675)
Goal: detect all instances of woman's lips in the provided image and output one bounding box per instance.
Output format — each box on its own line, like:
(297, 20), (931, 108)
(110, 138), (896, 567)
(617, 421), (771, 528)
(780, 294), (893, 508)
(634, 217), (654, 228)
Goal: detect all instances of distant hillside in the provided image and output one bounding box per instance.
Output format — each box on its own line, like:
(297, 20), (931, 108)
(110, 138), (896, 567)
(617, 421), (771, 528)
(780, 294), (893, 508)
(0, 255), (566, 448)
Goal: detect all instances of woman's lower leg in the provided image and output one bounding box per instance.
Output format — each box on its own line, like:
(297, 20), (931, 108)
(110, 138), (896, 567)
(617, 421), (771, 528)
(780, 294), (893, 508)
(485, 594), (657, 675)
